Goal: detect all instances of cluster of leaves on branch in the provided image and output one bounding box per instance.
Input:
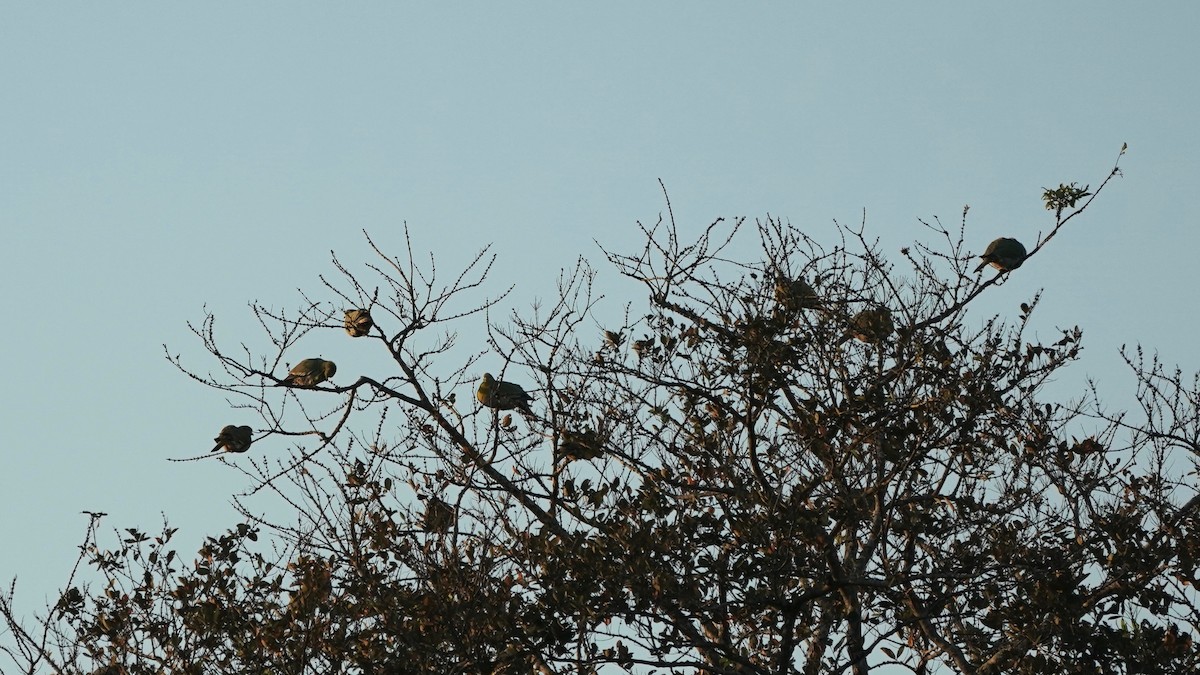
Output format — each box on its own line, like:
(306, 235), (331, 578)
(6, 150), (1200, 675)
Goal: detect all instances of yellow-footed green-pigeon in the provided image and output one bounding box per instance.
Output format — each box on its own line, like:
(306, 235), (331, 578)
(774, 275), (821, 311)
(557, 428), (606, 464)
(344, 309), (373, 337)
(422, 496), (454, 533)
(476, 373), (533, 413)
(280, 358), (337, 387)
(975, 237), (1027, 273)
(631, 338), (654, 359)
(847, 307), (894, 344)
(212, 425), (253, 453)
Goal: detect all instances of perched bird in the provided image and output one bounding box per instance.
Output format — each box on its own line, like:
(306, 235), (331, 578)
(774, 275), (821, 311)
(556, 428), (606, 464)
(1178, 493), (1200, 522)
(631, 338), (654, 360)
(280, 358), (337, 387)
(344, 309), (373, 337)
(603, 330), (625, 349)
(476, 373), (533, 413)
(422, 496), (455, 533)
(212, 425), (253, 453)
(847, 307), (894, 344)
(975, 237), (1027, 273)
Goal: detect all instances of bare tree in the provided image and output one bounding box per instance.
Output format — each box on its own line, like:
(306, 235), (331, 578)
(6, 147), (1197, 675)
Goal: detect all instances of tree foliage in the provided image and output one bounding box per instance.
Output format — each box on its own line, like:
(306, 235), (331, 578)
(6, 150), (1200, 674)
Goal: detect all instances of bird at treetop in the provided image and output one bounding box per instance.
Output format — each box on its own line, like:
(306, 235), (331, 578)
(847, 307), (894, 344)
(279, 358), (337, 387)
(975, 237), (1027, 273)
(557, 428), (606, 464)
(631, 338), (654, 359)
(774, 275), (821, 311)
(344, 309), (373, 337)
(422, 496), (455, 533)
(212, 425), (253, 453)
(476, 373), (533, 413)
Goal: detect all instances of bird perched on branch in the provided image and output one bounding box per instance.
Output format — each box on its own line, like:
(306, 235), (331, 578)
(344, 309), (373, 337)
(557, 427), (606, 464)
(476, 373), (533, 414)
(631, 338), (655, 360)
(279, 358), (337, 387)
(422, 496), (455, 533)
(212, 425), (253, 453)
(774, 275), (822, 312)
(847, 307), (895, 344)
(975, 237), (1027, 273)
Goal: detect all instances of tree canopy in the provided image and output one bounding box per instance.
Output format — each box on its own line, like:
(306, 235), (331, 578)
(6, 150), (1200, 674)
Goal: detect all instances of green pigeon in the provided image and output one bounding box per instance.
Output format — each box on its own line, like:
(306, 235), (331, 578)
(557, 428), (606, 464)
(422, 496), (454, 533)
(847, 307), (894, 344)
(975, 237), (1027, 273)
(280, 358), (337, 387)
(774, 275), (821, 311)
(631, 338), (654, 359)
(212, 425), (253, 453)
(344, 309), (373, 338)
(476, 373), (533, 413)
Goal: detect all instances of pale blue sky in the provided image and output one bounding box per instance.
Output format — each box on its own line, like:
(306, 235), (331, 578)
(2, 2), (1197, 654)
